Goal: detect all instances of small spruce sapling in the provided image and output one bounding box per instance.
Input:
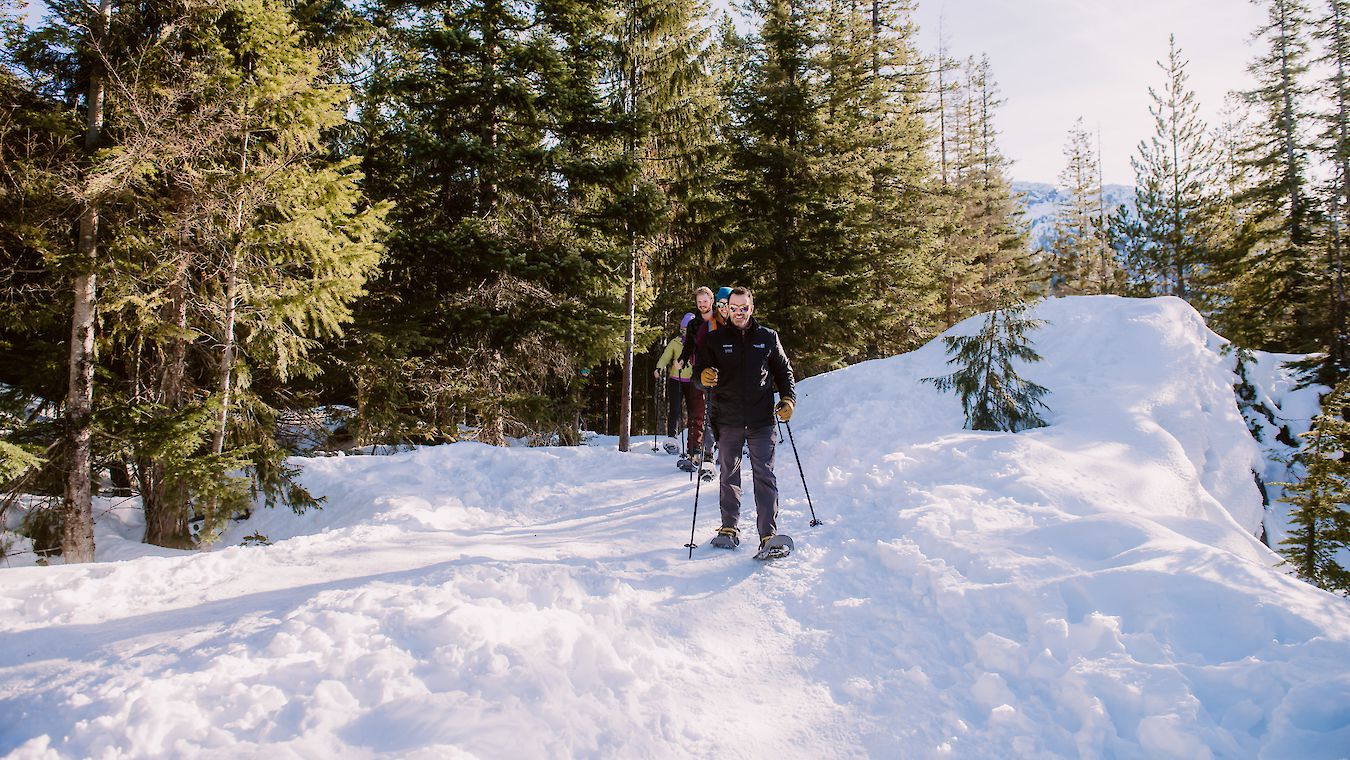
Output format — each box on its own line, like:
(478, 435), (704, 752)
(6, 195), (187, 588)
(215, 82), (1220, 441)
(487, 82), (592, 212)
(924, 302), (1051, 432)
(1277, 377), (1350, 594)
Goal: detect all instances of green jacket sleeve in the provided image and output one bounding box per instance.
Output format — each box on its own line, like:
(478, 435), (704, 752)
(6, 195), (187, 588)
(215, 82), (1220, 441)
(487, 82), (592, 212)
(656, 337), (681, 372)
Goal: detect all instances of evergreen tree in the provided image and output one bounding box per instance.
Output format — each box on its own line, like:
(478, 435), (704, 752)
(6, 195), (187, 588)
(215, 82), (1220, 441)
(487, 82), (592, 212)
(5, 0), (122, 561)
(613, 0), (717, 450)
(1279, 377), (1350, 593)
(356, 0), (630, 445)
(725, 0), (938, 371)
(928, 39), (968, 327)
(1314, 0), (1350, 381)
(1050, 119), (1117, 295)
(848, 0), (941, 358)
(923, 301), (1051, 432)
(651, 9), (732, 305)
(946, 54), (1029, 314)
(1127, 36), (1222, 305)
(114, 0), (383, 546)
(725, 0), (838, 369)
(1200, 93), (1260, 310)
(5, 0), (385, 550)
(1227, 0), (1320, 354)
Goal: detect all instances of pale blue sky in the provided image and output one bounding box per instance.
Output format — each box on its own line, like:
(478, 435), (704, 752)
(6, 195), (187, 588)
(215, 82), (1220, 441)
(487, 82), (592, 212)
(714, 0), (1268, 185)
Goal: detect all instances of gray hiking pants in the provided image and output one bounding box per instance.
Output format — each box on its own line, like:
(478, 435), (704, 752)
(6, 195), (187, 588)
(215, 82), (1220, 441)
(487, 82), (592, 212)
(716, 423), (779, 539)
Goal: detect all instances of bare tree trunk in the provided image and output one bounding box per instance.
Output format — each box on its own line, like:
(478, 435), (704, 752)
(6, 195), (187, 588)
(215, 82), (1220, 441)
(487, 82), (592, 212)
(62, 0), (114, 563)
(618, 28), (638, 453)
(619, 244), (636, 451)
(212, 253), (239, 456)
(213, 131), (250, 458)
(1334, 0), (1350, 374)
(63, 259), (97, 562)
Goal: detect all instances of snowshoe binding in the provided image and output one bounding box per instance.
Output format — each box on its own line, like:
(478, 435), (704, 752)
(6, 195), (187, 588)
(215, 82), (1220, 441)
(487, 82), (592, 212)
(663, 440), (680, 455)
(753, 534), (793, 561)
(709, 526), (740, 549)
(677, 455), (696, 473)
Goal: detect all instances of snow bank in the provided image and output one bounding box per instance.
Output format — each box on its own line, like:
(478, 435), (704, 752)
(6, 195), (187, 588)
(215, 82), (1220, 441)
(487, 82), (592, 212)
(1, 296), (1347, 759)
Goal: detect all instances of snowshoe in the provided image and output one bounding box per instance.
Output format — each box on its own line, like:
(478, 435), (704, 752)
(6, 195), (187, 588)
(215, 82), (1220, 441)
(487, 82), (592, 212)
(699, 461), (715, 483)
(663, 440), (680, 455)
(677, 456), (696, 473)
(709, 527), (740, 549)
(753, 534), (794, 561)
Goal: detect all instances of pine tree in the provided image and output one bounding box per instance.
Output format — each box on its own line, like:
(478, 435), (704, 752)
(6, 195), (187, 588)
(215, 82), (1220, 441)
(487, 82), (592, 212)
(1200, 94), (1259, 305)
(1279, 377), (1350, 594)
(1314, 0), (1350, 381)
(5, 0), (386, 549)
(946, 55), (1029, 314)
(725, 0), (938, 371)
(8, 0), (122, 561)
(725, 0), (837, 368)
(1050, 119), (1116, 295)
(1127, 36), (1222, 305)
(929, 39), (969, 327)
(651, 9), (731, 307)
(923, 301), (1051, 432)
(846, 0), (941, 359)
(1227, 0), (1320, 354)
(613, 0), (717, 450)
(356, 0), (630, 445)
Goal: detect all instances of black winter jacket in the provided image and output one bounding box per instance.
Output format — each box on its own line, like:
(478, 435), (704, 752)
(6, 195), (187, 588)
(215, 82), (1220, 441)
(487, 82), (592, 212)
(693, 317), (796, 429)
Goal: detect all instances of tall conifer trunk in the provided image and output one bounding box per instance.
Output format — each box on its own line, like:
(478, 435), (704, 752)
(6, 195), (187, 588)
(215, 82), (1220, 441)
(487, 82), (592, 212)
(618, 5), (636, 453)
(143, 251), (193, 547)
(1328, 0), (1350, 373)
(62, 0), (114, 563)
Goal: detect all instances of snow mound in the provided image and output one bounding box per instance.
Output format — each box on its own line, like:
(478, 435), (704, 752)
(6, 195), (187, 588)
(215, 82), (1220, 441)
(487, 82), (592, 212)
(1, 295), (1347, 759)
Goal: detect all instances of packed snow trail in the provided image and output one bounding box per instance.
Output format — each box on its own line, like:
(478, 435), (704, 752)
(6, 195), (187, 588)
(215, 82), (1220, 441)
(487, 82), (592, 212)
(3, 296), (1349, 759)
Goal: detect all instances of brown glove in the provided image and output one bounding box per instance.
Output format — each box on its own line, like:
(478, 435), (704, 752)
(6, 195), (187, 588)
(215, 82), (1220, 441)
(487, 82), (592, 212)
(700, 367), (719, 388)
(774, 398), (795, 422)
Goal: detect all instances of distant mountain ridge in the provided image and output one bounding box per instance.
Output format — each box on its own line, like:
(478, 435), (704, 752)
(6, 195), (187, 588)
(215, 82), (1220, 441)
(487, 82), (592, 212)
(1012, 181), (1135, 251)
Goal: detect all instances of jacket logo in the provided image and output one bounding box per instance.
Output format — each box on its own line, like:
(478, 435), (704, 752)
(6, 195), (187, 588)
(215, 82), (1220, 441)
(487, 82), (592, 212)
(722, 346), (733, 353)
(754, 343), (765, 349)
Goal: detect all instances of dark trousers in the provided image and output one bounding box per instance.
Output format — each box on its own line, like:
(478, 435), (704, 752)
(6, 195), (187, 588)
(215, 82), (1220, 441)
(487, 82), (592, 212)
(665, 379), (695, 440)
(688, 387), (707, 456)
(715, 423), (779, 539)
(665, 379), (683, 438)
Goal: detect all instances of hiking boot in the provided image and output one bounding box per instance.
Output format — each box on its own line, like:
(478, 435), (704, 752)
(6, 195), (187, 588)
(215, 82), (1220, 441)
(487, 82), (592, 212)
(709, 526), (739, 549)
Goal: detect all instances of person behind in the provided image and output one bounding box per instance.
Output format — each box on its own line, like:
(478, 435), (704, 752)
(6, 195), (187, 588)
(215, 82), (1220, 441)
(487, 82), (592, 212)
(712, 286), (732, 322)
(654, 312), (697, 454)
(679, 286), (731, 473)
(693, 287), (796, 552)
(674, 287), (715, 471)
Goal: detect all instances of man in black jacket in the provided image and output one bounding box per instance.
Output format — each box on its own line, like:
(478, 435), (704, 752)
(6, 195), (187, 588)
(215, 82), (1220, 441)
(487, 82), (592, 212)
(693, 287), (796, 552)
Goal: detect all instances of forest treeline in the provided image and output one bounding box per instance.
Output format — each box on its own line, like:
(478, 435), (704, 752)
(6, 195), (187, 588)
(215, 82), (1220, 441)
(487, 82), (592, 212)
(0, 0), (1346, 563)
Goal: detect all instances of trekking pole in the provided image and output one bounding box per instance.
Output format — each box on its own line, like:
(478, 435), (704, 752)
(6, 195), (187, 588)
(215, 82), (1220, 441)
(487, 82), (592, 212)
(652, 372), (661, 452)
(685, 457), (704, 557)
(780, 419), (822, 526)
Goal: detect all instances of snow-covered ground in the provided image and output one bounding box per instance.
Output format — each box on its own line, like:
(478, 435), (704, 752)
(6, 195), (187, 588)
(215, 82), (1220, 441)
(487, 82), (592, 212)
(2, 296), (1348, 759)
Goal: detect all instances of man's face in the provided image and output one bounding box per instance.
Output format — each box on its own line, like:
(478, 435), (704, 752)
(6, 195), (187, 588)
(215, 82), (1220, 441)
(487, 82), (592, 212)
(728, 294), (752, 328)
(696, 293), (712, 316)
